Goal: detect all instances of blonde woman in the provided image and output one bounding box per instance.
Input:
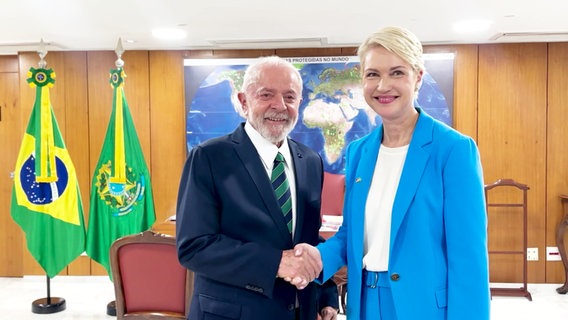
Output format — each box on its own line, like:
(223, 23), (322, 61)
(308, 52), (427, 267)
(297, 26), (490, 319)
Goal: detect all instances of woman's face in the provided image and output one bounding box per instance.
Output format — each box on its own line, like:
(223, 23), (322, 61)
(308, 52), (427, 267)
(361, 46), (422, 122)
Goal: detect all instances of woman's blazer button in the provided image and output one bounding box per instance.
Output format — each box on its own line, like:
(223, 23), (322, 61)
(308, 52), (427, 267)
(390, 273), (400, 281)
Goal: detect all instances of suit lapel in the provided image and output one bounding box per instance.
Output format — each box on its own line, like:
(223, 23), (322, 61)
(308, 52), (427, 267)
(350, 128), (383, 271)
(288, 141), (306, 244)
(349, 110), (434, 269)
(390, 111), (433, 243)
(231, 125), (293, 245)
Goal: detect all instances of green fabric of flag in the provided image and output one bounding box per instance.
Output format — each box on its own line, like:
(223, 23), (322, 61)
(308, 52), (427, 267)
(11, 67), (86, 278)
(86, 67), (156, 278)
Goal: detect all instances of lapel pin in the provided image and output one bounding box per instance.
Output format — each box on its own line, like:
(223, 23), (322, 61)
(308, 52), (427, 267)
(356, 177), (362, 183)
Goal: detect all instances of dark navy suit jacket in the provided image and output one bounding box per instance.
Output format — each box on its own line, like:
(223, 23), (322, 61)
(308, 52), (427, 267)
(176, 123), (338, 320)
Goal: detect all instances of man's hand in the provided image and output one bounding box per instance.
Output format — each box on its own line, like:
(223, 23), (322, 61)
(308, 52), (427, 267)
(277, 245), (322, 289)
(320, 306), (338, 320)
(294, 243), (322, 266)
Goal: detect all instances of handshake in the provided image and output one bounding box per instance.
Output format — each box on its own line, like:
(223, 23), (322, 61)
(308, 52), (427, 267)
(277, 243), (322, 289)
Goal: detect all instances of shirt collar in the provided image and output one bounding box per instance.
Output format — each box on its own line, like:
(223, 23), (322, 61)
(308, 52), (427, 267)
(244, 122), (292, 171)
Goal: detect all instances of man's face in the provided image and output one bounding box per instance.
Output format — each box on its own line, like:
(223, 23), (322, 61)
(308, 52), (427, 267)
(239, 64), (302, 146)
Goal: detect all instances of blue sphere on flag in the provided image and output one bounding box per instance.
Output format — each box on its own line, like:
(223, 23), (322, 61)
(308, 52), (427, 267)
(19, 155), (69, 205)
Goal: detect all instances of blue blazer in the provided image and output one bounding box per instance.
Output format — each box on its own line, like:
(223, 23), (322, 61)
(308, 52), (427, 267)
(318, 109), (490, 320)
(176, 123), (337, 320)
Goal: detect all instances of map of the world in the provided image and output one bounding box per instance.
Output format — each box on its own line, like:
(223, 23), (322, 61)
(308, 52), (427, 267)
(184, 55), (454, 174)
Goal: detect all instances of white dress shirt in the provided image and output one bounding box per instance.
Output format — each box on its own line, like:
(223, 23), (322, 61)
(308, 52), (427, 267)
(244, 122), (297, 236)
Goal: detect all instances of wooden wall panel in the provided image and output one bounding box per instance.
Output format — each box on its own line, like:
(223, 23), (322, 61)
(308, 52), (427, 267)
(0, 55), (22, 276)
(148, 51), (186, 222)
(59, 52), (91, 275)
(478, 43), (548, 282)
(0, 55), (18, 72)
(546, 42), (568, 283)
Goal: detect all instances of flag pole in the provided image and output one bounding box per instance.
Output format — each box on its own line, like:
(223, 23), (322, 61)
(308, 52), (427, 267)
(31, 275), (66, 314)
(105, 37), (125, 317)
(30, 40), (66, 314)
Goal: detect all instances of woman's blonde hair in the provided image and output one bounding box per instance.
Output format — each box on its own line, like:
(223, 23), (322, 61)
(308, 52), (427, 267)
(357, 26), (425, 74)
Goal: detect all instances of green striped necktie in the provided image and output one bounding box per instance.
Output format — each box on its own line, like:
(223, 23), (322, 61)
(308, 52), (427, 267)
(271, 152), (292, 233)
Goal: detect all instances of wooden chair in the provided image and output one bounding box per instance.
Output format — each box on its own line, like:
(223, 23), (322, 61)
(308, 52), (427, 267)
(321, 172), (347, 315)
(110, 230), (193, 319)
(321, 172), (345, 217)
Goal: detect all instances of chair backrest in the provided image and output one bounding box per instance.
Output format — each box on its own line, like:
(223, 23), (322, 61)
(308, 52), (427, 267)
(321, 172), (345, 216)
(110, 230), (193, 319)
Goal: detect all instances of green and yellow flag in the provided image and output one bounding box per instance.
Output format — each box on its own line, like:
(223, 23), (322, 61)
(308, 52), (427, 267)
(86, 68), (156, 277)
(11, 67), (86, 278)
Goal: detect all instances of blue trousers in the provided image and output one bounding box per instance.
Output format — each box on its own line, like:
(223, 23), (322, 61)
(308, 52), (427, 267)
(361, 270), (397, 320)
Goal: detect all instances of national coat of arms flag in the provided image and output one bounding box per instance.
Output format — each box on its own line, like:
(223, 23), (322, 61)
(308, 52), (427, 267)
(11, 67), (86, 278)
(86, 67), (156, 277)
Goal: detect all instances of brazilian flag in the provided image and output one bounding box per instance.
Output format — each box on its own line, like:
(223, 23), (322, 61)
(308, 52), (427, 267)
(86, 67), (156, 278)
(11, 67), (86, 278)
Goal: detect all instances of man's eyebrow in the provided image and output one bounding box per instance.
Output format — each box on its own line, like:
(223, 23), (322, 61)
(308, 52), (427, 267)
(254, 87), (274, 94)
(283, 89), (298, 96)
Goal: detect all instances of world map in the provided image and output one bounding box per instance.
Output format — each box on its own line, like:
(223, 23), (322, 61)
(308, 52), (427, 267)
(184, 55), (453, 174)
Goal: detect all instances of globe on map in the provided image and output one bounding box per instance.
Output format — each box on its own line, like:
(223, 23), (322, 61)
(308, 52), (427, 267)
(184, 56), (453, 174)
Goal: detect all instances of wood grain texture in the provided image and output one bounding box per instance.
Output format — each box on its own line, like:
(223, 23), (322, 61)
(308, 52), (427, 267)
(546, 42), (568, 284)
(0, 57), (23, 276)
(478, 43), (548, 282)
(148, 51), (186, 223)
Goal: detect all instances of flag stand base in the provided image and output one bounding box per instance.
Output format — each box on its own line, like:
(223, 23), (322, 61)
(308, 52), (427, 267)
(31, 275), (66, 314)
(107, 300), (116, 316)
(31, 297), (66, 314)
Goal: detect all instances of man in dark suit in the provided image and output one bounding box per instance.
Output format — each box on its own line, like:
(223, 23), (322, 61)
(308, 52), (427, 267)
(176, 56), (338, 320)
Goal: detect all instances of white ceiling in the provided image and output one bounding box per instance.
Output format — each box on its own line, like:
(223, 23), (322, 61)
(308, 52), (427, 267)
(1, 0), (567, 55)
